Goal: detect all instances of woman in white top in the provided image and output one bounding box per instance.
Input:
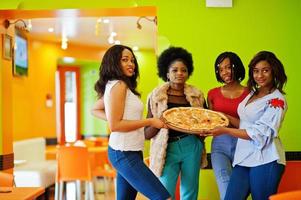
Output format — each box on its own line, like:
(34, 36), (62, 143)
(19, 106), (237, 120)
(92, 45), (171, 200)
(201, 51), (287, 200)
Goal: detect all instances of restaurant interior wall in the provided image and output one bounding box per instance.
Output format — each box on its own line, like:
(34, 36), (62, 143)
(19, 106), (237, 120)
(1, 0), (300, 199)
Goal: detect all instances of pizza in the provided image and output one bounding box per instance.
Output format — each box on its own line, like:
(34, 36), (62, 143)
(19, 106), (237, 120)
(162, 107), (229, 134)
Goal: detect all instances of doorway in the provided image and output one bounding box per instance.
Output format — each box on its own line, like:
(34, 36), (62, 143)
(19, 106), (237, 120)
(57, 66), (81, 144)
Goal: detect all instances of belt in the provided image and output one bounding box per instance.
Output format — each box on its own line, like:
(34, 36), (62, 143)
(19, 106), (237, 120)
(168, 134), (189, 143)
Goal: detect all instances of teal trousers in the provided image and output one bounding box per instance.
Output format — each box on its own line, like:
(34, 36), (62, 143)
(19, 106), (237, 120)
(159, 135), (203, 200)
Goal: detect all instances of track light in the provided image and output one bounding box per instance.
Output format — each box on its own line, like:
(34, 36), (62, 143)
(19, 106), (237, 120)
(3, 19), (30, 32)
(136, 16), (157, 30)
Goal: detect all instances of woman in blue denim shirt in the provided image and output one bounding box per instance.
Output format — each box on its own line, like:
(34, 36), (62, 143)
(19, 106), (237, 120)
(202, 51), (287, 200)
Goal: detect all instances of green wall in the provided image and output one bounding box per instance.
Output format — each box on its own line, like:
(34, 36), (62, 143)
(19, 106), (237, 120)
(80, 61), (108, 136)
(154, 0), (301, 151)
(3, 0), (300, 150)
(1, 1), (301, 199)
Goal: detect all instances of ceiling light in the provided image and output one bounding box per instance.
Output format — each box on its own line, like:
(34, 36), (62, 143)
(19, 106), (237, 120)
(133, 46), (139, 51)
(48, 27), (54, 32)
(27, 19), (32, 31)
(111, 32), (117, 37)
(61, 41), (68, 50)
(95, 23), (100, 36)
(63, 57), (75, 63)
(114, 40), (121, 45)
(103, 19), (110, 24)
(3, 19), (30, 32)
(61, 33), (68, 50)
(136, 16), (157, 30)
(108, 37), (114, 44)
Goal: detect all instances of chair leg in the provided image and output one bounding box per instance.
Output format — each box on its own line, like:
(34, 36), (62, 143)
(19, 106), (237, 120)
(59, 181), (64, 200)
(75, 180), (81, 200)
(84, 182), (89, 200)
(89, 181), (95, 200)
(92, 177), (98, 194)
(55, 182), (59, 200)
(103, 177), (107, 193)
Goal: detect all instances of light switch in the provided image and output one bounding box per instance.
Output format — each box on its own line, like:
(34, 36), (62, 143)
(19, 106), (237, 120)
(206, 0), (232, 7)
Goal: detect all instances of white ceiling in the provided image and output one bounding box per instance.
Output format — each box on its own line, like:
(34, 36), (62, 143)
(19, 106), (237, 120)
(27, 16), (157, 50)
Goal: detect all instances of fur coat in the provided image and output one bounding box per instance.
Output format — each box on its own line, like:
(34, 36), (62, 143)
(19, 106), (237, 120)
(147, 82), (205, 176)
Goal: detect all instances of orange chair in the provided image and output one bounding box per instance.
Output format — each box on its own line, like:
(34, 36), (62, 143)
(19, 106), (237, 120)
(0, 171), (14, 187)
(91, 148), (116, 194)
(55, 146), (94, 200)
(269, 190), (301, 200)
(278, 161), (301, 193)
(73, 139), (115, 193)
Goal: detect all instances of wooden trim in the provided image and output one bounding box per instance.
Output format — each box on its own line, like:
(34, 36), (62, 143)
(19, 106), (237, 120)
(58, 67), (66, 144)
(0, 153), (14, 170)
(75, 67), (81, 141)
(57, 66), (81, 144)
(0, 7), (156, 19)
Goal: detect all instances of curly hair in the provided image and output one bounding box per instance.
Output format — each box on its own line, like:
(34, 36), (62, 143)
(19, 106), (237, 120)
(214, 52), (245, 83)
(157, 47), (193, 81)
(94, 45), (140, 98)
(247, 51), (287, 94)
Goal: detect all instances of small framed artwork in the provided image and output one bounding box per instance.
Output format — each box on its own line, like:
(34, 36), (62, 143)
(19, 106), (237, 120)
(2, 33), (13, 60)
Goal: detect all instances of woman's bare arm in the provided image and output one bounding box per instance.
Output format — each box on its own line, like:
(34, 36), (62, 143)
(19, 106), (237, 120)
(91, 97), (107, 120)
(225, 114), (240, 128)
(200, 126), (250, 140)
(144, 101), (160, 139)
(106, 81), (164, 132)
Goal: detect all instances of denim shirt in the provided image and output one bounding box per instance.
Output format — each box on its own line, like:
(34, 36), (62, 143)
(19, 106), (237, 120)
(233, 89), (287, 167)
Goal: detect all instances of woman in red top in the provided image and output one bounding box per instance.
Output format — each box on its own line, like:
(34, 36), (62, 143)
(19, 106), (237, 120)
(207, 52), (249, 200)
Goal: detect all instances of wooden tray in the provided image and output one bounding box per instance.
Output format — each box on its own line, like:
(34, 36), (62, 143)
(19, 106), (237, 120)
(162, 107), (229, 134)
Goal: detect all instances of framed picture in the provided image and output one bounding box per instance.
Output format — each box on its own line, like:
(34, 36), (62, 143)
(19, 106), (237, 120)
(2, 33), (12, 60)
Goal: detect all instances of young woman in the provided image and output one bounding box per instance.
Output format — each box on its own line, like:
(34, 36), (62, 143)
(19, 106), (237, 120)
(202, 51), (287, 200)
(145, 47), (206, 200)
(92, 45), (171, 200)
(207, 52), (249, 200)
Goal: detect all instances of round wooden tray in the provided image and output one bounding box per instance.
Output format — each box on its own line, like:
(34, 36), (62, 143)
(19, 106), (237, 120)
(164, 122), (212, 134)
(162, 107), (229, 134)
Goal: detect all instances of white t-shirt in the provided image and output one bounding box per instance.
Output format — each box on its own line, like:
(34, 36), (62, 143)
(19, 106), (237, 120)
(104, 80), (145, 151)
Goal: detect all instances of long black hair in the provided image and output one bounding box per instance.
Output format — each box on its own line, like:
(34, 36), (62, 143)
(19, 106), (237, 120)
(247, 51), (287, 94)
(94, 45), (140, 98)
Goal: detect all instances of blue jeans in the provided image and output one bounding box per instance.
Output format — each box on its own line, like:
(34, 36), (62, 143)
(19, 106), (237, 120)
(108, 146), (170, 200)
(225, 161), (285, 200)
(159, 135), (203, 200)
(211, 135), (237, 200)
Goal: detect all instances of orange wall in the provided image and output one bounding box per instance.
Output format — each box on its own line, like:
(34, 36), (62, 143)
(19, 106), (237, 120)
(0, 20), (14, 156)
(12, 38), (106, 141)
